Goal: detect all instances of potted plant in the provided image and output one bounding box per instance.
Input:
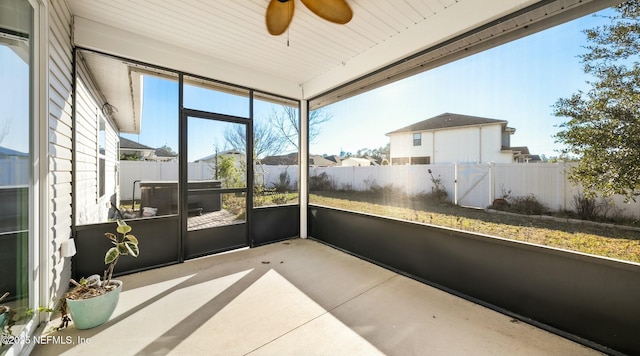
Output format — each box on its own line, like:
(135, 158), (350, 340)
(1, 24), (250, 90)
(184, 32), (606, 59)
(0, 292), (13, 339)
(60, 219), (139, 330)
(1, 293), (52, 348)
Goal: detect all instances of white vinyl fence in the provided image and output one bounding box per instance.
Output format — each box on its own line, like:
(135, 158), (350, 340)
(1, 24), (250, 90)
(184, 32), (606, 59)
(0, 158), (29, 186)
(119, 161), (640, 218)
(119, 161), (301, 200)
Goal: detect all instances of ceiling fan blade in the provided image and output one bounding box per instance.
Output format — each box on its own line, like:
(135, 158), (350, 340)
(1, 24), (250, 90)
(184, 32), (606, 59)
(266, 0), (295, 35)
(300, 0), (353, 24)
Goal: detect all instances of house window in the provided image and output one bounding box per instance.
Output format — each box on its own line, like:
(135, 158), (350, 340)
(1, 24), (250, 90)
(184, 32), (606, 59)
(411, 156), (430, 165)
(413, 133), (421, 146)
(0, 0), (34, 343)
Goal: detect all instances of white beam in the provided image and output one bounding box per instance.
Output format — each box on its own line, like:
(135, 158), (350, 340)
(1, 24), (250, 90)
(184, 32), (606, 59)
(301, 0), (538, 98)
(299, 100), (309, 238)
(73, 16), (302, 99)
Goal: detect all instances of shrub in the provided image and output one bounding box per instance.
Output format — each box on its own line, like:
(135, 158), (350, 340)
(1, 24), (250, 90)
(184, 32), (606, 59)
(369, 183), (404, 200)
(572, 193), (603, 220)
(507, 194), (547, 215)
(271, 193), (289, 205)
(271, 170), (291, 192)
(309, 172), (336, 191)
(428, 169), (448, 203)
(490, 198), (510, 210)
(339, 183), (354, 192)
(489, 185), (512, 210)
(426, 189), (449, 203)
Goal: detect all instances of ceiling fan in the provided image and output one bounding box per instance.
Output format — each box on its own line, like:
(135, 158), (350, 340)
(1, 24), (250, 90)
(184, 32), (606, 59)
(266, 0), (353, 36)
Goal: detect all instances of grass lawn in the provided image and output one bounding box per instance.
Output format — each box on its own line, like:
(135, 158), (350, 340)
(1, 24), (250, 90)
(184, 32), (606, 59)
(310, 192), (640, 264)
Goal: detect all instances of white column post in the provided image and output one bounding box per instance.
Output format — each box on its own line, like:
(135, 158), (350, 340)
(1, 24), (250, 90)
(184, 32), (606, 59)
(300, 100), (309, 238)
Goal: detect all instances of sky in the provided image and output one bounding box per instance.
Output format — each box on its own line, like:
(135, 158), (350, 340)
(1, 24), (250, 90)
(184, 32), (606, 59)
(123, 8), (609, 161)
(0, 46), (30, 154)
(121, 79), (287, 162)
(1, 6), (613, 162)
(310, 11), (609, 158)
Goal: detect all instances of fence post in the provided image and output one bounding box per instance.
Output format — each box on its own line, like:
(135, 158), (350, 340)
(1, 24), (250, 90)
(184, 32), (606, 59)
(489, 162), (495, 207)
(561, 161), (568, 212)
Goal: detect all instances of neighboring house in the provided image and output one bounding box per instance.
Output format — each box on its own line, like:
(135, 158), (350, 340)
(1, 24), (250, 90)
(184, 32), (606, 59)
(324, 155), (343, 166)
(309, 155), (338, 167)
(261, 152), (336, 167)
(260, 153), (382, 167)
(195, 149), (246, 165)
(260, 152), (350, 167)
(150, 147), (178, 162)
(364, 156), (382, 166)
(511, 146), (541, 163)
(260, 152), (298, 165)
(119, 136), (155, 160)
(0, 146), (29, 186)
(119, 136), (178, 161)
(341, 157), (371, 167)
(0, 146), (29, 157)
(386, 113), (519, 165)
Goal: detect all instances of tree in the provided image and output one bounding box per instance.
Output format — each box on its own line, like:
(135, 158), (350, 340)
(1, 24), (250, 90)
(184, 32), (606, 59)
(217, 154), (243, 188)
(224, 120), (287, 159)
(355, 143), (390, 162)
(553, 1), (640, 201)
(119, 153), (142, 161)
(157, 145), (177, 155)
(224, 105), (332, 159)
(270, 105), (332, 150)
(0, 118), (10, 144)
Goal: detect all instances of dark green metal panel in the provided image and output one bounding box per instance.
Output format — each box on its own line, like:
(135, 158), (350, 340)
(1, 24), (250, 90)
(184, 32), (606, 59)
(184, 223), (247, 259)
(309, 205), (640, 356)
(74, 217), (180, 279)
(252, 205), (299, 246)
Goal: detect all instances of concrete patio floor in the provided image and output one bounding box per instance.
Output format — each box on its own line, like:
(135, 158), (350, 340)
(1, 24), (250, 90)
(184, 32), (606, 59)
(31, 238), (601, 356)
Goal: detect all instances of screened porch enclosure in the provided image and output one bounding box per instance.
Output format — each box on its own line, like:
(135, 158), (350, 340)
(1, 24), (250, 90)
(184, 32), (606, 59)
(12, 0), (638, 356)
(71, 49), (301, 277)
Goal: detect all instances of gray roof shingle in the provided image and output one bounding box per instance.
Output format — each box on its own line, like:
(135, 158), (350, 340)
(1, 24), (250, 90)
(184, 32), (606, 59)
(387, 113), (508, 135)
(119, 136), (154, 150)
(0, 146), (28, 157)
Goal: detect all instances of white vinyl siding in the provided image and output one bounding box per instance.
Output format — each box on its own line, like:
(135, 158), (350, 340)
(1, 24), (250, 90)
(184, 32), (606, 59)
(390, 124), (513, 164)
(48, 0), (74, 300)
(389, 131), (433, 161)
(74, 59), (120, 225)
(480, 125), (510, 163)
(434, 127), (481, 163)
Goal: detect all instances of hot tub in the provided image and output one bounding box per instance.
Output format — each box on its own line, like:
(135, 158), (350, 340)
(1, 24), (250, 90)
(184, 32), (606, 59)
(139, 180), (222, 215)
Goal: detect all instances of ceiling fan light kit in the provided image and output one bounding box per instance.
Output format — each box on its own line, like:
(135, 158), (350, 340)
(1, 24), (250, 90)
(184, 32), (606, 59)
(266, 0), (353, 36)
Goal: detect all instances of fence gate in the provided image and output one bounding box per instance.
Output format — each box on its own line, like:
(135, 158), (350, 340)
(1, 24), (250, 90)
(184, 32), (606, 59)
(455, 163), (492, 208)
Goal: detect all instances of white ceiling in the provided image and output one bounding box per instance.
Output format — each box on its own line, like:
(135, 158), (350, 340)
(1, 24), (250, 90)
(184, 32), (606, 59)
(66, 0), (614, 133)
(66, 0), (544, 100)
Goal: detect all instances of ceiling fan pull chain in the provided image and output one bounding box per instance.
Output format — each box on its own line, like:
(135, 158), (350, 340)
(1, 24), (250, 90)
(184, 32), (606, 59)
(287, 1), (290, 47)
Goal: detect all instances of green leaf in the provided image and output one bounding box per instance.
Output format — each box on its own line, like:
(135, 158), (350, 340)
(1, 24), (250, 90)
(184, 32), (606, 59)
(125, 241), (140, 257)
(116, 223), (132, 235)
(117, 242), (129, 254)
(105, 247), (120, 264)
